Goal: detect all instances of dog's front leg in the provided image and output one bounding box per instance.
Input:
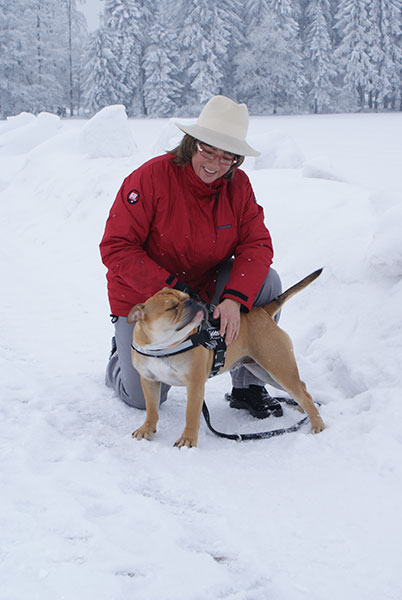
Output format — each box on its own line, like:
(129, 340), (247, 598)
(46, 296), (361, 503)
(174, 379), (205, 448)
(132, 377), (161, 441)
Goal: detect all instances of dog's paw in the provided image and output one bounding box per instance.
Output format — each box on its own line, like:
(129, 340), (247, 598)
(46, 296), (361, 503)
(132, 424), (156, 440)
(174, 435), (198, 448)
(311, 417), (326, 434)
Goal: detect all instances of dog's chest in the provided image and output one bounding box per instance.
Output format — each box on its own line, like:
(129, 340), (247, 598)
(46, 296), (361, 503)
(140, 356), (186, 386)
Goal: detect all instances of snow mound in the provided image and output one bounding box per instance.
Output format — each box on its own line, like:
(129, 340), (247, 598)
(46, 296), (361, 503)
(4, 111), (36, 132)
(368, 204), (402, 279)
(302, 157), (344, 182)
(250, 129), (304, 170)
(0, 112), (61, 155)
(80, 105), (137, 158)
(152, 117), (186, 155)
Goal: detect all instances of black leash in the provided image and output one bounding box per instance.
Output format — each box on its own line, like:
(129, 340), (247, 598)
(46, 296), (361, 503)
(202, 397), (311, 441)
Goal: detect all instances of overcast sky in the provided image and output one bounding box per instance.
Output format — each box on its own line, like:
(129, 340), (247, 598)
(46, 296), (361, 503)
(80, 0), (103, 31)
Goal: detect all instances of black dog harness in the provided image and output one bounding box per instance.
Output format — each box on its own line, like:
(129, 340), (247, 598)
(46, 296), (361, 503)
(131, 315), (227, 378)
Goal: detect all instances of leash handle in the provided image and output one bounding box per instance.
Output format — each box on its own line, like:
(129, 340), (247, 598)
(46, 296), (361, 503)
(202, 401), (309, 441)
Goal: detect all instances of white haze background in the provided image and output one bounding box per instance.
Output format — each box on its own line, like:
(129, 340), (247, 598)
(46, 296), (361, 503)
(1, 107), (402, 600)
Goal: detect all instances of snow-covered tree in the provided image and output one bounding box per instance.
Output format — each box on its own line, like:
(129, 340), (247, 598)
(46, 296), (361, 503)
(243, 0), (271, 35)
(236, 10), (306, 113)
(271, 0), (306, 109)
(178, 0), (231, 108)
(0, 0), (88, 117)
(271, 0), (301, 37)
(64, 0), (88, 115)
(82, 20), (128, 114)
(304, 0), (337, 112)
(0, 1), (31, 117)
(103, 0), (148, 116)
(334, 0), (376, 109)
(30, 1), (71, 113)
(1, 0), (401, 117)
(217, 0), (245, 100)
(142, 1), (183, 116)
(367, 0), (402, 109)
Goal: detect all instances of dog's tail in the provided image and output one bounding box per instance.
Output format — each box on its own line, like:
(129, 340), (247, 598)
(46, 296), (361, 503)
(263, 268), (323, 318)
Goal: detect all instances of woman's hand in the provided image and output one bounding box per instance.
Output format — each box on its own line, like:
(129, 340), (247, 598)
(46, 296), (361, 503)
(213, 299), (241, 345)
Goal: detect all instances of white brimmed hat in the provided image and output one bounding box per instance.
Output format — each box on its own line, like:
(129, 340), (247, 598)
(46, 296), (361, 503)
(176, 95), (260, 157)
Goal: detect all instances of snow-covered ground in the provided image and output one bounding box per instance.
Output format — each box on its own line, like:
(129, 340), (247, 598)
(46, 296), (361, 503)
(1, 107), (402, 600)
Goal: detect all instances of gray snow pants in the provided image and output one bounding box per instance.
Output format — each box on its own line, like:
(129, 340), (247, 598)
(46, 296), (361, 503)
(105, 262), (282, 409)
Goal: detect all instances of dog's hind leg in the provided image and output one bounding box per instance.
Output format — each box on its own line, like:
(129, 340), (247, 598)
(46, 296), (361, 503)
(132, 378), (161, 440)
(250, 327), (325, 433)
(277, 376), (325, 433)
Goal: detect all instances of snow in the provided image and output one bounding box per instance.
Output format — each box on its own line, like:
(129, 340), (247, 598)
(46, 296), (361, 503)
(250, 130), (304, 170)
(1, 109), (402, 600)
(2, 111), (36, 132)
(0, 112), (61, 155)
(80, 105), (137, 158)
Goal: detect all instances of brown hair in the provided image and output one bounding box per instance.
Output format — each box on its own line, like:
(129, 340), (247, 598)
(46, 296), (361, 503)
(169, 134), (244, 180)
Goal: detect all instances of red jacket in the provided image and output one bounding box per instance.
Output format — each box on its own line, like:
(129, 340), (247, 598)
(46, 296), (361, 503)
(100, 154), (273, 316)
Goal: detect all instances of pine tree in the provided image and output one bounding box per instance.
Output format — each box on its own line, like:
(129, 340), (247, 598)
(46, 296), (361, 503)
(103, 0), (148, 116)
(334, 0), (375, 109)
(29, 1), (68, 113)
(304, 0), (337, 112)
(243, 0), (271, 34)
(0, 1), (28, 116)
(367, 0), (402, 109)
(217, 0), (245, 100)
(82, 20), (128, 114)
(63, 0), (88, 116)
(178, 0), (230, 109)
(271, 0), (306, 110)
(142, 1), (183, 116)
(271, 0), (301, 37)
(236, 9), (306, 113)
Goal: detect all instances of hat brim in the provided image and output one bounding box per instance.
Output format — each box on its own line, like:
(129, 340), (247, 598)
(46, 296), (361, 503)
(175, 122), (260, 157)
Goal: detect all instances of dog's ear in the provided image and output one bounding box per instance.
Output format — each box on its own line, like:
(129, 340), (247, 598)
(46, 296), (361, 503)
(127, 304), (145, 324)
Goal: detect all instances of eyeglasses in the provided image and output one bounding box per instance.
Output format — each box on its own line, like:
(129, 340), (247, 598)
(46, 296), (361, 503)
(196, 142), (238, 166)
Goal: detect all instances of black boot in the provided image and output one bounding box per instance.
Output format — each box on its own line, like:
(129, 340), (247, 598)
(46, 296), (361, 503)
(228, 385), (283, 419)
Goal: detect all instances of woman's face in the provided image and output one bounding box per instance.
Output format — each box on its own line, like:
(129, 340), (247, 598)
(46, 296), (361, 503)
(191, 142), (236, 184)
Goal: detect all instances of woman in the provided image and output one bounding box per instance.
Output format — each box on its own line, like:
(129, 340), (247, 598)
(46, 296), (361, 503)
(100, 95), (283, 419)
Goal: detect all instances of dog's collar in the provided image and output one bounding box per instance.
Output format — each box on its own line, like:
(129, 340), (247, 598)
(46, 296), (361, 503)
(131, 330), (202, 358)
(131, 320), (227, 377)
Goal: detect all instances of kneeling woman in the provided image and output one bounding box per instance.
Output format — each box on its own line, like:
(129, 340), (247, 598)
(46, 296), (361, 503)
(100, 95), (283, 419)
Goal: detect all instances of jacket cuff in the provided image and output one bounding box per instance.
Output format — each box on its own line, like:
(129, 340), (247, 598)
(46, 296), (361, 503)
(220, 288), (250, 312)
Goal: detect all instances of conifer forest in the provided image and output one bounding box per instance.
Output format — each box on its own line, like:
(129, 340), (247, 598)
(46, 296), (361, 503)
(1, 0), (401, 119)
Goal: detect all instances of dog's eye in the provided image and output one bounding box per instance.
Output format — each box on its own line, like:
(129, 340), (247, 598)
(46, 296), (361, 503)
(166, 304), (179, 312)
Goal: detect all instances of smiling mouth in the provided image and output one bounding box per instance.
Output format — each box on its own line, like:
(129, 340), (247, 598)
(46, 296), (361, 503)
(203, 167), (217, 175)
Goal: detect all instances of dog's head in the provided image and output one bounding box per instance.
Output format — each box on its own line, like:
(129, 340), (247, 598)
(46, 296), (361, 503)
(127, 288), (206, 349)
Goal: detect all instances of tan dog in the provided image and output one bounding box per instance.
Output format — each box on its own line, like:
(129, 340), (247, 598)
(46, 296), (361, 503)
(128, 270), (326, 447)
